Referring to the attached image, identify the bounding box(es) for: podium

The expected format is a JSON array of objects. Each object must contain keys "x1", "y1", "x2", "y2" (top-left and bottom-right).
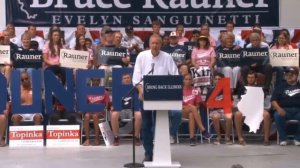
[{"x1": 143, "y1": 75, "x2": 182, "y2": 168}]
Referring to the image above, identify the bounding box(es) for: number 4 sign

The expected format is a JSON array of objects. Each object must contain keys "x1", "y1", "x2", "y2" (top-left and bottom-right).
[{"x1": 207, "y1": 78, "x2": 232, "y2": 114}]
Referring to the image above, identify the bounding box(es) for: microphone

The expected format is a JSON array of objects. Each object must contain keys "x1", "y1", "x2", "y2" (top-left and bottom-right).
[{"x1": 150, "y1": 63, "x2": 155, "y2": 74}]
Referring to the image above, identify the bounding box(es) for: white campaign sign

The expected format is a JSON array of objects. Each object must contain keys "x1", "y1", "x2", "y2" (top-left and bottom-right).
[
  {"x1": 99, "y1": 122, "x2": 114, "y2": 146},
  {"x1": 9, "y1": 126, "x2": 44, "y2": 147},
  {"x1": 60, "y1": 49, "x2": 89, "y2": 69},
  {"x1": 269, "y1": 49, "x2": 299, "y2": 67},
  {"x1": 46, "y1": 125, "x2": 80, "y2": 147},
  {"x1": 237, "y1": 87, "x2": 264, "y2": 133},
  {"x1": 0, "y1": 45, "x2": 11, "y2": 64}
]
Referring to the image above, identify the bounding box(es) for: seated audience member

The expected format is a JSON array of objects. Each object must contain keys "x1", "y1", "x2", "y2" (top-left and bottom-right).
[
  {"x1": 182, "y1": 73, "x2": 210, "y2": 146},
  {"x1": 69, "y1": 24, "x2": 87, "y2": 49},
  {"x1": 176, "y1": 24, "x2": 189, "y2": 45},
  {"x1": 73, "y1": 34, "x2": 93, "y2": 69},
  {"x1": 271, "y1": 32, "x2": 293, "y2": 88},
  {"x1": 143, "y1": 20, "x2": 163, "y2": 49},
  {"x1": 85, "y1": 38, "x2": 93, "y2": 50},
  {"x1": 111, "y1": 73, "x2": 142, "y2": 146},
  {"x1": 191, "y1": 35, "x2": 216, "y2": 70},
  {"x1": 95, "y1": 29, "x2": 127, "y2": 86},
  {"x1": 11, "y1": 71, "x2": 43, "y2": 125},
  {"x1": 199, "y1": 23, "x2": 217, "y2": 48},
  {"x1": 190, "y1": 30, "x2": 200, "y2": 42},
  {"x1": 272, "y1": 67, "x2": 300, "y2": 146},
  {"x1": 114, "y1": 32, "x2": 131, "y2": 67},
  {"x1": 121, "y1": 25, "x2": 144, "y2": 63},
  {"x1": 217, "y1": 32, "x2": 241, "y2": 90},
  {"x1": 6, "y1": 23, "x2": 21, "y2": 47},
  {"x1": 206, "y1": 72, "x2": 233, "y2": 145},
  {"x1": 1, "y1": 30, "x2": 18, "y2": 86},
  {"x1": 14, "y1": 32, "x2": 39, "y2": 76},
  {"x1": 179, "y1": 64, "x2": 190, "y2": 76},
  {"x1": 242, "y1": 32, "x2": 272, "y2": 93},
  {"x1": 49, "y1": 72, "x2": 77, "y2": 125},
  {"x1": 27, "y1": 24, "x2": 45, "y2": 50},
  {"x1": 0, "y1": 95, "x2": 11, "y2": 147},
  {"x1": 243, "y1": 23, "x2": 266, "y2": 48},
  {"x1": 162, "y1": 33, "x2": 170, "y2": 48},
  {"x1": 225, "y1": 21, "x2": 244, "y2": 48},
  {"x1": 82, "y1": 78, "x2": 110, "y2": 146},
  {"x1": 43, "y1": 29, "x2": 65, "y2": 69},
  {"x1": 161, "y1": 31, "x2": 190, "y2": 66},
  {"x1": 234, "y1": 71, "x2": 272, "y2": 146}
]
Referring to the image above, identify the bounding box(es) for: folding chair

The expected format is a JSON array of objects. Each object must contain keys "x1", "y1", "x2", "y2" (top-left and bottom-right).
[
  {"x1": 206, "y1": 107, "x2": 235, "y2": 144},
  {"x1": 176, "y1": 117, "x2": 203, "y2": 144},
  {"x1": 277, "y1": 120, "x2": 300, "y2": 144}
]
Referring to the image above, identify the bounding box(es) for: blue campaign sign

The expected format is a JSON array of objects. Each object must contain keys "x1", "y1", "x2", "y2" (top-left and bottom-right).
[
  {"x1": 76, "y1": 69, "x2": 105, "y2": 113},
  {"x1": 6, "y1": 0, "x2": 279, "y2": 27},
  {"x1": 143, "y1": 75, "x2": 183, "y2": 101},
  {"x1": 0, "y1": 74, "x2": 7, "y2": 114},
  {"x1": 44, "y1": 68, "x2": 75, "y2": 113},
  {"x1": 11, "y1": 69, "x2": 42, "y2": 114},
  {"x1": 112, "y1": 68, "x2": 140, "y2": 111}
]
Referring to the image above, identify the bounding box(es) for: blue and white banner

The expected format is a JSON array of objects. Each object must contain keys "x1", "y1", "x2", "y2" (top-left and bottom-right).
[{"x1": 6, "y1": 0, "x2": 279, "y2": 27}]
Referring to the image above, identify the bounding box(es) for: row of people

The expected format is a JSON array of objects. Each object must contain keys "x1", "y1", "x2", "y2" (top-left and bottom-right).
[
  {"x1": 0, "y1": 66, "x2": 299, "y2": 149},
  {"x1": 2, "y1": 22, "x2": 298, "y2": 92}
]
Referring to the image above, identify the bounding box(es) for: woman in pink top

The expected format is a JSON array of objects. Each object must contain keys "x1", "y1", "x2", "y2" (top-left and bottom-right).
[
  {"x1": 182, "y1": 74, "x2": 210, "y2": 146},
  {"x1": 43, "y1": 29, "x2": 64, "y2": 68},
  {"x1": 191, "y1": 36, "x2": 216, "y2": 69},
  {"x1": 74, "y1": 34, "x2": 94, "y2": 69},
  {"x1": 271, "y1": 32, "x2": 293, "y2": 49}
]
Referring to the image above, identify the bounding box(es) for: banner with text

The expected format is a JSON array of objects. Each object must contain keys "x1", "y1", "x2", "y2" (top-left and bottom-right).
[
  {"x1": 9, "y1": 126, "x2": 44, "y2": 147},
  {"x1": 240, "y1": 48, "x2": 269, "y2": 66},
  {"x1": 269, "y1": 49, "x2": 299, "y2": 67},
  {"x1": 13, "y1": 50, "x2": 43, "y2": 69},
  {"x1": 60, "y1": 49, "x2": 89, "y2": 69},
  {"x1": 46, "y1": 125, "x2": 80, "y2": 147},
  {"x1": 98, "y1": 47, "x2": 127, "y2": 65},
  {"x1": 0, "y1": 46, "x2": 11, "y2": 64},
  {"x1": 162, "y1": 47, "x2": 187, "y2": 65},
  {"x1": 217, "y1": 49, "x2": 241, "y2": 67},
  {"x1": 6, "y1": 0, "x2": 279, "y2": 27}
]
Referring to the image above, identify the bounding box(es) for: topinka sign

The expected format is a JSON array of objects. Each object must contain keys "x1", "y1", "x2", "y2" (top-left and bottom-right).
[{"x1": 6, "y1": 0, "x2": 279, "y2": 27}]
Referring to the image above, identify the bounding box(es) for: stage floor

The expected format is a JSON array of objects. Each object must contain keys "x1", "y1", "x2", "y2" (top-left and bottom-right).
[{"x1": 0, "y1": 140, "x2": 299, "y2": 168}]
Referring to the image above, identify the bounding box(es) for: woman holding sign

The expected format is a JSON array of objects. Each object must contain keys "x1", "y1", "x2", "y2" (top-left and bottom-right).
[
  {"x1": 73, "y1": 34, "x2": 94, "y2": 69},
  {"x1": 191, "y1": 35, "x2": 216, "y2": 93}
]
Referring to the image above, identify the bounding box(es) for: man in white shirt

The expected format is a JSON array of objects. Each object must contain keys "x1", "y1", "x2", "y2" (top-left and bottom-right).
[
  {"x1": 27, "y1": 24, "x2": 45, "y2": 50},
  {"x1": 133, "y1": 34, "x2": 178, "y2": 162},
  {"x1": 6, "y1": 23, "x2": 21, "y2": 47}
]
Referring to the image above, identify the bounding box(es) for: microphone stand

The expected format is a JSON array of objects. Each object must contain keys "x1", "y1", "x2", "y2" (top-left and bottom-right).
[{"x1": 123, "y1": 68, "x2": 153, "y2": 168}]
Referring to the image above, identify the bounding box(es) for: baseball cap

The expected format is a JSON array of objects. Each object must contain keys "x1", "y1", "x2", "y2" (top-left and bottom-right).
[
  {"x1": 169, "y1": 31, "x2": 177, "y2": 37},
  {"x1": 125, "y1": 25, "x2": 134, "y2": 33},
  {"x1": 285, "y1": 67, "x2": 299, "y2": 75}
]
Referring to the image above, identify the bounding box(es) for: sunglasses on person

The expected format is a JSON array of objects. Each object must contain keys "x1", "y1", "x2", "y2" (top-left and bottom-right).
[{"x1": 21, "y1": 77, "x2": 29, "y2": 82}]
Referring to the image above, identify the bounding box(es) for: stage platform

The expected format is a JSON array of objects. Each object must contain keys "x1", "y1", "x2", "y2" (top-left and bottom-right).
[{"x1": 0, "y1": 140, "x2": 299, "y2": 168}]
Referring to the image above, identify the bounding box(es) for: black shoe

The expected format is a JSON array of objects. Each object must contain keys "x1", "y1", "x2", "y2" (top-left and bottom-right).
[
  {"x1": 143, "y1": 155, "x2": 153, "y2": 162},
  {"x1": 113, "y1": 136, "x2": 120, "y2": 146},
  {"x1": 189, "y1": 137, "x2": 196, "y2": 146}
]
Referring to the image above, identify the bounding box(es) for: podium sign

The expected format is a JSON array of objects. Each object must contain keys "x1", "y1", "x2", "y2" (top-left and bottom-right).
[
  {"x1": 46, "y1": 125, "x2": 80, "y2": 147},
  {"x1": 143, "y1": 75, "x2": 182, "y2": 110},
  {"x1": 9, "y1": 126, "x2": 44, "y2": 147}
]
